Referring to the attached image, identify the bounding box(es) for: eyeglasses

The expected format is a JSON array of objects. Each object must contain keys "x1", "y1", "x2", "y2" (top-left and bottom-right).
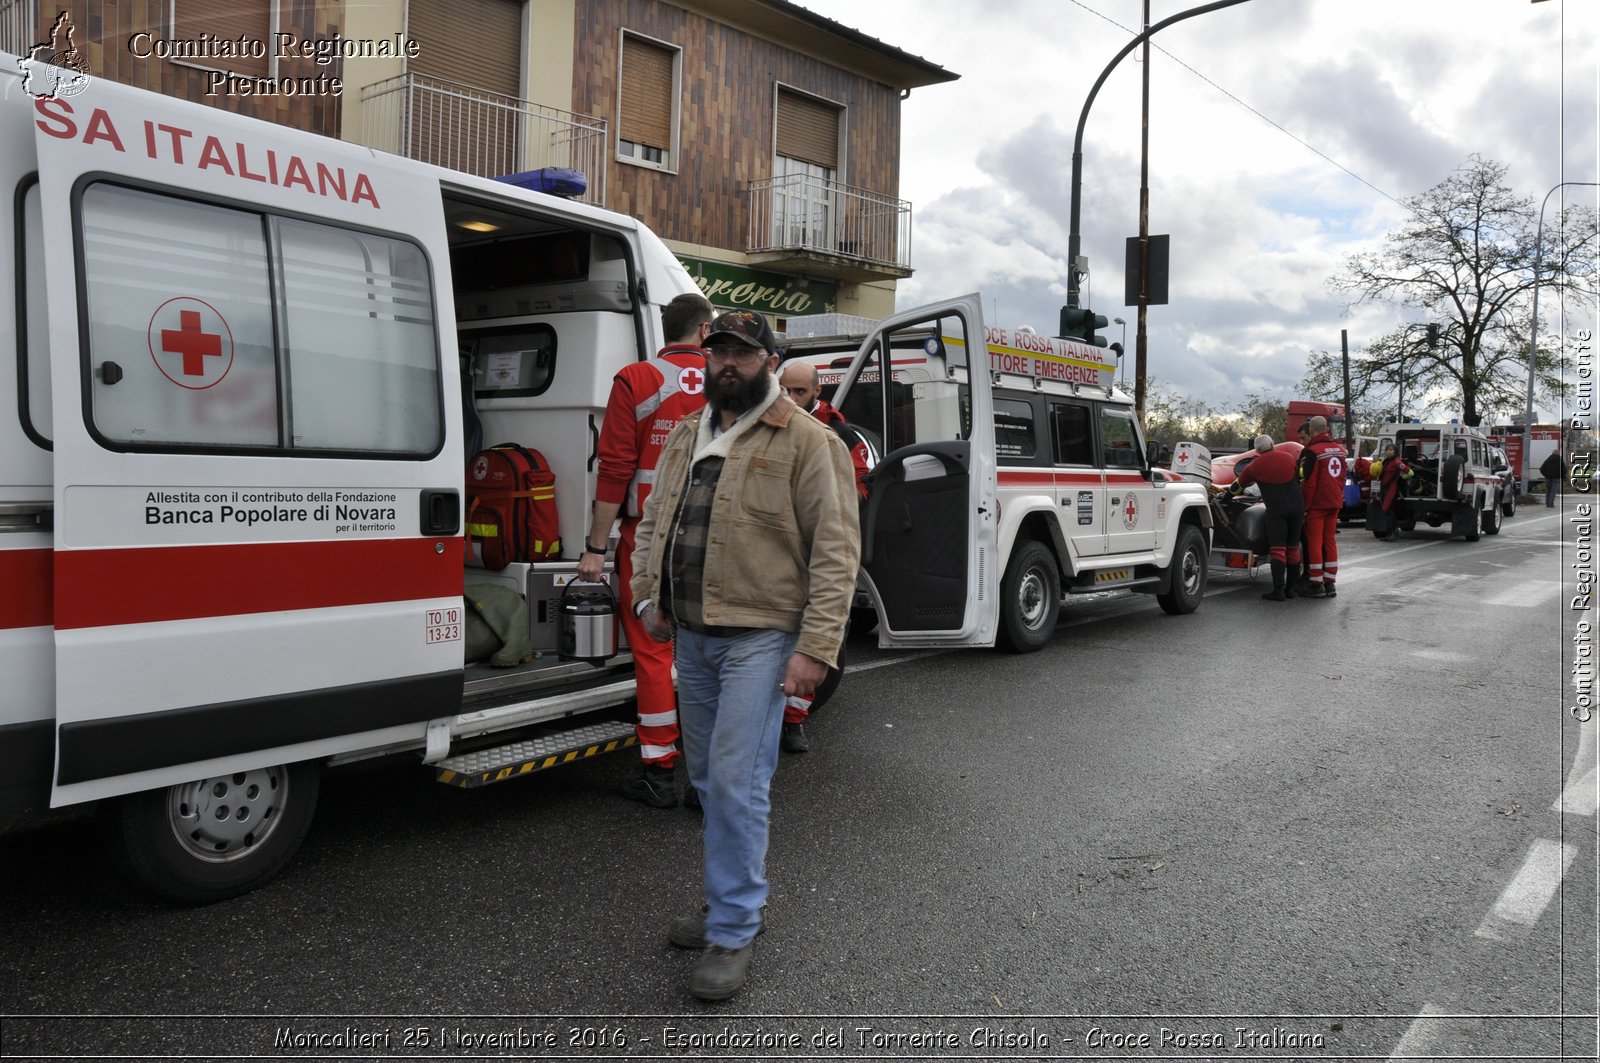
[{"x1": 707, "y1": 344, "x2": 767, "y2": 364}]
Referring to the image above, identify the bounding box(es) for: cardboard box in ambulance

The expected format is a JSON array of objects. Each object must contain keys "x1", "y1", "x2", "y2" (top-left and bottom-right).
[{"x1": 0, "y1": 57, "x2": 702, "y2": 901}]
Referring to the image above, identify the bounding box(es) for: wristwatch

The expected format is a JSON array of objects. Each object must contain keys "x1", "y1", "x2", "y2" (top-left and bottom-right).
[{"x1": 583, "y1": 542, "x2": 607, "y2": 556}]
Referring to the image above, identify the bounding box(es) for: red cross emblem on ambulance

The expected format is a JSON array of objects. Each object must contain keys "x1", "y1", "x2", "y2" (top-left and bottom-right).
[
  {"x1": 148, "y1": 297, "x2": 235, "y2": 390},
  {"x1": 1122, "y1": 494, "x2": 1139, "y2": 530},
  {"x1": 678, "y1": 365, "x2": 705, "y2": 395}
]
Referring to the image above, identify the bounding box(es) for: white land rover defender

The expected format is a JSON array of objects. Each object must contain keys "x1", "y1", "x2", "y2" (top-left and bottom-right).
[
  {"x1": 1364, "y1": 422, "x2": 1509, "y2": 541},
  {"x1": 789, "y1": 296, "x2": 1215, "y2": 653}
]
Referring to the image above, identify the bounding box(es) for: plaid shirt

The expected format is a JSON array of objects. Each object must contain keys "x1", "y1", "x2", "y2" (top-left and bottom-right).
[{"x1": 663, "y1": 456, "x2": 749, "y2": 637}]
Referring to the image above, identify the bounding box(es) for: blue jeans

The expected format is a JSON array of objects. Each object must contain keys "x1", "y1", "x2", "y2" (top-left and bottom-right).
[
  {"x1": 673, "y1": 626, "x2": 796, "y2": 949},
  {"x1": 1547, "y1": 477, "x2": 1559, "y2": 506}
]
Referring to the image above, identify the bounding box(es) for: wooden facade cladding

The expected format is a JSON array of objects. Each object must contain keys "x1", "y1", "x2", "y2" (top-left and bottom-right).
[
  {"x1": 27, "y1": 0, "x2": 345, "y2": 134},
  {"x1": 572, "y1": 0, "x2": 903, "y2": 251}
]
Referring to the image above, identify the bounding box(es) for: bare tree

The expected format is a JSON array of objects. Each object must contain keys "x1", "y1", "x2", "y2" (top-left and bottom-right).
[{"x1": 1332, "y1": 155, "x2": 1596, "y2": 426}]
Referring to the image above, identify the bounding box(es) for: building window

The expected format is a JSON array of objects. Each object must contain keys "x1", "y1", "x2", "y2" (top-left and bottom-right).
[
  {"x1": 773, "y1": 87, "x2": 842, "y2": 249},
  {"x1": 617, "y1": 33, "x2": 678, "y2": 171},
  {"x1": 170, "y1": 0, "x2": 276, "y2": 78}
]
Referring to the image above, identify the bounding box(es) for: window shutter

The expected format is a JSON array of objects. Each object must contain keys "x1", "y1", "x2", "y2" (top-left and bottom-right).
[
  {"x1": 172, "y1": 0, "x2": 271, "y2": 77},
  {"x1": 619, "y1": 37, "x2": 674, "y2": 151},
  {"x1": 409, "y1": 0, "x2": 522, "y2": 97},
  {"x1": 776, "y1": 89, "x2": 839, "y2": 170}
]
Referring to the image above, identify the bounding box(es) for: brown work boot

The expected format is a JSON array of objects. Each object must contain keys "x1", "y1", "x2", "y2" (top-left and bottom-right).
[{"x1": 689, "y1": 941, "x2": 755, "y2": 1001}]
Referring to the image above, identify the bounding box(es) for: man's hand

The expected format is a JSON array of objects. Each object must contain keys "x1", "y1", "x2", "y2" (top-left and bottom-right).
[
  {"x1": 641, "y1": 602, "x2": 674, "y2": 643},
  {"x1": 782, "y1": 652, "x2": 828, "y2": 698},
  {"x1": 576, "y1": 550, "x2": 605, "y2": 583}
]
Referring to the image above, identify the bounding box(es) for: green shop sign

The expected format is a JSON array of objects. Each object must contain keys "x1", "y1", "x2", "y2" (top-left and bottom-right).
[{"x1": 677, "y1": 257, "x2": 836, "y2": 316}]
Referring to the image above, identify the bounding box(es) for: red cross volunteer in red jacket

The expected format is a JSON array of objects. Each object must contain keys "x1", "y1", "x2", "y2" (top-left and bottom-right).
[
  {"x1": 1297, "y1": 415, "x2": 1347, "y2": 599},
  {"x1": 578, "y1": 292, "x2": 714, "y2": 806}
]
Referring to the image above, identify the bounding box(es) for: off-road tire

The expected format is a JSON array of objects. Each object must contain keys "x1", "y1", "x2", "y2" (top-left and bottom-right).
[
  {"x1": 997, "y1": 539, "x2": 1060, "y2": 653},
  {"x1": 1157, "y1": 525, "x2": 1209, "y2": 615},
  {"x1": 99, "y1": 761, "x2": 320, "y2": 904},
  {"x1": 1440, "y1": 455, "x2": 1466, "y2": 502},
  {"x1": 1482, "y1": 498, "x2": 1502, "y2": 536}
]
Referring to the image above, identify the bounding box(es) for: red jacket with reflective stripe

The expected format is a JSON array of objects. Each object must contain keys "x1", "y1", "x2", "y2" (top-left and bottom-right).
[
  {"x1": 1298, "y1": 433, "x2": 1349, "y2": 511},
  {"x1": 810, "y1": 398, "x2": 871, "y2": 499},
  {"x1": 594, "y1": 345, "x2": 708, "y2": 519}
]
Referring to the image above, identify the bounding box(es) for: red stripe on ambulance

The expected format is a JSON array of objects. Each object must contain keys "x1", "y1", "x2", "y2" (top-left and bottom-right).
[
  {"x1": 54, "y1": 537, "x2": 459, "y2": 629},
  {"x1": 0, "y1": 549, "x2": 52, "y2": 630}
]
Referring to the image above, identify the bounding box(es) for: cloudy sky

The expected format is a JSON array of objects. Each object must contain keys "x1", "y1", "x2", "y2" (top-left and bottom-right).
[{"x1": 792, "y1": 0, "x2": 1598, "y2": 420}]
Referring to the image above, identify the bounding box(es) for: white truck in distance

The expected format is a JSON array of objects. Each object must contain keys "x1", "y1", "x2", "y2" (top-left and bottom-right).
[{"x1": 787, "y1": 306, "x2": 1216, "y2": 653}]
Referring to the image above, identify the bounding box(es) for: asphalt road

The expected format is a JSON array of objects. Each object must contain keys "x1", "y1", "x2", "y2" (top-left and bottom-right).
[{"x1": 1, "y1": 506, "x2": 1593, "y2": 1061}]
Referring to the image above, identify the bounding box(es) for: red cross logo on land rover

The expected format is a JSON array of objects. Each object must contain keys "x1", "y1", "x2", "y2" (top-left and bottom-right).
[
  {"x1": 1123, "y1": 494, "x2": 1140, "y2": 530},
  {"x1": 148, "y1": 297, "x2": 235, "y2": 390},
  {"x1": 679, "y1": 365, "x2": 705, "y2": 395}
]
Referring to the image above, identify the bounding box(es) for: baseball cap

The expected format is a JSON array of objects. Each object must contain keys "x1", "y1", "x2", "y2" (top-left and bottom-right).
[{"x1": 705, "y1": 310, "x2": 777, "y2": 354}]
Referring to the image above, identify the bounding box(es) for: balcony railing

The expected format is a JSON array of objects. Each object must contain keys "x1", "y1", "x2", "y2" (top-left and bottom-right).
[
  {"x1": 358, "y1": 72, "x2": 607, "y2": 205},
  {"x1": 748, "y1": 174, "x2": 911, "y2": 274}
]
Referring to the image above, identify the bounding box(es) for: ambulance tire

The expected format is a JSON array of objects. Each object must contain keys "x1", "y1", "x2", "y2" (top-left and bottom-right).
[
  {"x1": 1482, "y1": 497, "x2": 1502, "y2": 535},
  {"x1": 997, "y1": 539, "x2": 1060, "y2": 654},
  {"x1": 1157, "y1": 525, "x2": 1209, "y2": 615},
  {"x1": 99, "y1": 760, "x2": 320, "y2": 905}
]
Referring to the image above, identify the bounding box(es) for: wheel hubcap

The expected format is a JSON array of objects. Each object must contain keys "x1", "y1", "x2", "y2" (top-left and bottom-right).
[
  {"x1": 1017, "y1": 568, "x2": 1049, "y2": 629},
  {"x1": 1181, "y1": 548, "x2": 1202, "y2": 594},
  {"x1": 166, "y1": 766, "x2": 288, "y2": 863}
]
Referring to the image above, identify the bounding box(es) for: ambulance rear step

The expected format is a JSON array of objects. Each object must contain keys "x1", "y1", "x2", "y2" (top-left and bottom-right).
[{"x1": 434, "y1": 718, "x2": 636, "y2": 789}]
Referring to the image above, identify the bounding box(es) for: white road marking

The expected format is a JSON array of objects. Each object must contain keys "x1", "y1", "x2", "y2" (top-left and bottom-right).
[
  {"x1": 1484, "y1": 580, "x2": 1564, "y2": 607},
  {"x1": 1473, "y1": 839, "x2": 1576, "y2": 942},
  {"x1": 1389, "y1": 1003, "x2": 1453, "y2": 1060},
  {"x1": 1554, "y1": 718, "x2": 1598, "y2": 818}
]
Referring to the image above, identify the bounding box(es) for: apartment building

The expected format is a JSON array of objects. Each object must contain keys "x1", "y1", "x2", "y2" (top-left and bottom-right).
[{"x1": 3, "y1": 0, "x2": 955, "y2": 327}]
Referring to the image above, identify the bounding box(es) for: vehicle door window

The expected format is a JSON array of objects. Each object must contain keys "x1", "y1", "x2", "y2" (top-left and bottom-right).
[
  {"x1": 1051, "y1": 401, "x2": 1093, "y2": 465},
  {"x1": 1099, "y1": 406, "x2": 1142, "y2": 469},
  {"x1": 993, "y1": 396, "x2": 1038, "y2": 462},
  {"x1": 77, "y1": 183, "x2": 441, "y2": 456}
]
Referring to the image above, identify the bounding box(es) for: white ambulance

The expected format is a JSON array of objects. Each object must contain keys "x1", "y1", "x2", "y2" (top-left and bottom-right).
[
  {"x1": 0, "y1": 56, "x2": 1210, "y2": 903},
  {"x1": 794, "y1": 307, "x2": 1215, "y2": 653},
  {"x1": 0, "y1": 58, "x2": 724, "y2": 901}
]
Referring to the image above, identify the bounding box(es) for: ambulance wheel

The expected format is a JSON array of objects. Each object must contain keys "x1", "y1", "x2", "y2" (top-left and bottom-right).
[
  {"x1": 1158, "y1": 525, "x2": 1209, "y2": 615},
  {"x1": 1482, "y1": 499, "x2": 1502, "y2": 536},
  {"x1": 99, "y1": 761, "x2": 320, "y2": 904},
  {"x1": 997, "y1": 539, "x2": 1060, "y2": 653}
]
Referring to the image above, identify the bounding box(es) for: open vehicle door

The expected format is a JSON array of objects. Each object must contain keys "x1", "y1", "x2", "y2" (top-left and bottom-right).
[
  {"x1": 831, "y1": 295, "x2": 998, "y2": 648},
  {"x1": 32, "y1": 86, "x2": 463, "y2": 855}
]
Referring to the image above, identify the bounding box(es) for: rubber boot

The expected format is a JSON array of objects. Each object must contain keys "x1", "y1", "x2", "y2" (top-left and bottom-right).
[
  {"x1": 1283, "y1": 563, "x2": 1299, "y2": 599},
  {"x1": 1261, "y1": 559, "x2": 1287, "y2": 601}
]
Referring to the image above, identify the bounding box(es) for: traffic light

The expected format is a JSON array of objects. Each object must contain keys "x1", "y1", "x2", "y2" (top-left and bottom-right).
[
  {"x1": 1425, "y1": 323, "x2": 1440, "y2": 349},
  {"x1": 1058, "y1": 306, "x2": 1110, "y2": 346}
]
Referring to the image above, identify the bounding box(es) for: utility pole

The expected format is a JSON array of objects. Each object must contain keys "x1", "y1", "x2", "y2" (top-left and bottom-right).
[{"x1": 1135, "y1": 0, "x2": 1151, "y2": 418}]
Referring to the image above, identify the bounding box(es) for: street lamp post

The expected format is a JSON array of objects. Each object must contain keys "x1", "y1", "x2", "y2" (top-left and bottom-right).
[
  {"x1": 1522, "y1": 181, "x2": 1598, "y2": 494},
  {"x1": 1063, "y1": 0, "x2": 1256, "y2": 419}
]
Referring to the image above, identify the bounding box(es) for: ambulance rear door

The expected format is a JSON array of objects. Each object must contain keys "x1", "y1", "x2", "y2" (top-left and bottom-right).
[
  {"x1": 31, "y1": 86, "x2": 465, "y2": 807},
  {"x1": 833, "y1": 295, "x2": 998, "y2": 648}
]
